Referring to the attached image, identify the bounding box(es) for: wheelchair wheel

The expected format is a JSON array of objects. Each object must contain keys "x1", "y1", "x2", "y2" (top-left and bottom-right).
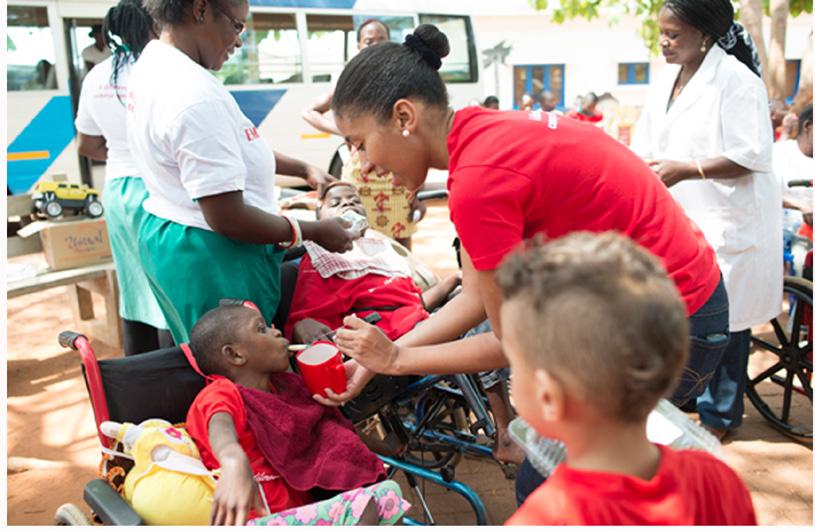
[
  {"x1": 748, "y1": 276, "x2": 813, "y2": 443},
  {"x1": 54, "y1": 503, "x2": 91, "y2": 525},
  {"x1": 401, "y1": 391, "x2": 468, "y2": 470}
]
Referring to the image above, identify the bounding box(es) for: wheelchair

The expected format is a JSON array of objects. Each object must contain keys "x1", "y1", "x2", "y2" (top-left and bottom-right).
[
  {"x1": 747, "y1": 179, "x2": 812, "y2": 444},
  {"x1": 54, "y1": 300, "x2": 494, "y2": 525}
]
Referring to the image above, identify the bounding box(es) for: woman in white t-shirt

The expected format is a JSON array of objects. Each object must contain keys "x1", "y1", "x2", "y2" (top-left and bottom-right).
[
  {"x1": 75, "y1": 0, "x2": 170, "y2": 355},
  {"x1": 129, "y1": 0, "x2": 358, "y2": 343}
]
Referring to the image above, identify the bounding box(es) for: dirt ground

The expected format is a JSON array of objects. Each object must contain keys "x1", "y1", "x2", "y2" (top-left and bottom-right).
[{"x1": 6, "y1": 203, "x2": 814, "y2": 525}]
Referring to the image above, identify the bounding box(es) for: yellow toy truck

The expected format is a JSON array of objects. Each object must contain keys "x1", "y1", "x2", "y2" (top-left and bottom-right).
[{"x1": 32, "y1": 181, "x2": 104, "y2": 219}]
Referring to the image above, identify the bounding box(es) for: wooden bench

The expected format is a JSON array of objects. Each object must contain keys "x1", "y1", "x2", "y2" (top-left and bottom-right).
[{"x1": 7, "y1": 193, "x2": 122, "y2": 349}]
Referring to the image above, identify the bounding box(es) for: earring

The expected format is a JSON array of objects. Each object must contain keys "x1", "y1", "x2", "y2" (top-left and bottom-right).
[
  {"x1": 402, "y1": 129, "x2": 410, "y2": 138},
  {"x1": 701, "y1": 41, "x2": 707, "y2": 53}
]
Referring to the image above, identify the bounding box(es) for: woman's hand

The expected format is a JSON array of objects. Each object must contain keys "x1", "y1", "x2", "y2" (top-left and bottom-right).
[
  {"x1": 648, "y1": 160, "x2": 696, "y2": 188},
  {"x1": 335, "y1": 315, "x2": 401, "y2": 374},
  {"x1": 211, "y1": 445, "x2": 265, "y2": 525},
  {"x1": 304, "y1": 164, "x2": 337, "y2": 194},
  {"x1": 408, "y1": 193, "x2": 427, "y2": 224},
  {"x1": 311, "y1": 359, "x2": 377, "y2": 407},
  {"x1": 310, "y1": 217, "x2": 359, "y2": 253}
]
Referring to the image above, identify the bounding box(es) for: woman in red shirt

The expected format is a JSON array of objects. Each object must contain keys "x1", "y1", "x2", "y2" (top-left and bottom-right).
[{"x1": 325, "y1": 24, "x2": 729, "y2": 427}]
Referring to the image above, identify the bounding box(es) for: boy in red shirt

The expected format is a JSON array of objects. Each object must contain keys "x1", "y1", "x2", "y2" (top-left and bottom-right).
[
  {"x1": 497, "y1": 232, "x2": 756, "y2": 526},
  {"x1": 185, "y1": 305, "x2": 395, "y2": 525}
]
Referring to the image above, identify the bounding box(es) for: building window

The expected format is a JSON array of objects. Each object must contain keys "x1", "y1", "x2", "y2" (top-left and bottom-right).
[
  {"x1": 513, "y1": 65, "x2": 565, "y2": 110},
  {"x1": 785, "y1": 59, "x2": 801, "y2": 104},
  {"x1": 7, "y1": 6, "x2": 57, "y2": 91},
  {"x1": 618, "y1": 62, "x2": 649, "y2": 85}
]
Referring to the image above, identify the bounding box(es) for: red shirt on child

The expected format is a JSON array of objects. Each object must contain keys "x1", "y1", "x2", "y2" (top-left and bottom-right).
[
  {"x1": 447, "y1": 107, "x2": 720, "y2": 315},
  {"x1": 185, "y1": 376, "x2": 312, "y2": 513},
  {"x1": 285, "y1": 252, "x2": 429, "y2": 340},
  {"x1": 505, "y1": 445, "x2": 756, "y2": 525},
  {"x1": 566, "y1": 109, "x2": 604, "y2": 123}
]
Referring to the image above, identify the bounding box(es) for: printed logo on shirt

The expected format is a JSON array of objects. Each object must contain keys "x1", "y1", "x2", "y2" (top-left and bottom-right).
[
  {"x1": 245, "y1": 127, "x2": 260, "y2": 141},
  {"x1": 126, "y1": 91, "x2": 135, "y2": 113}
]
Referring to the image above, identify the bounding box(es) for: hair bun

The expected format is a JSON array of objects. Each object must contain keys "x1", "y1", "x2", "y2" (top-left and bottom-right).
[{"x1": 403, "y1": 24, "x2": 449, "y2": 71}]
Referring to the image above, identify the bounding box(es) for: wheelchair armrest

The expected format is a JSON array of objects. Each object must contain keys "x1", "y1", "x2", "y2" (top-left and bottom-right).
[{"x1": 83, "y1": 479, "x2": 143, "y2": 526}]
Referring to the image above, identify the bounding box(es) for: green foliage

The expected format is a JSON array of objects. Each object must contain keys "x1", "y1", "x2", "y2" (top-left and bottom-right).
[{"x1": 528, "y1": 0, "x2": 811, "y2": 54}]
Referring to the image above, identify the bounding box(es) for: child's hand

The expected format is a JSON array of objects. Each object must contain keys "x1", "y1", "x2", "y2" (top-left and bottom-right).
[
  {"x1": 211, "y1": 446, "x2": 266, "y2": 525},
  {"x1": 312, "y1": 359, "x2": 376, "y2": 407}
]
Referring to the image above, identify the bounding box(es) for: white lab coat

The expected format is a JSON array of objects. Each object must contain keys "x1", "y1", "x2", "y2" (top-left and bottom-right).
[{"x1": 632, "y1": 45, "x2": 782, "y2": 331}]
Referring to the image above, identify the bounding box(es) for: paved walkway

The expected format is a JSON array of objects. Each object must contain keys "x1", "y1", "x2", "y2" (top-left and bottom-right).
[{"x1": 5, "y1": 203, "x2": 813, "y2": 525}]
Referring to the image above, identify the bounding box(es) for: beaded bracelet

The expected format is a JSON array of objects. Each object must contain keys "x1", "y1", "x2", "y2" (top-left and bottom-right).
[{"x1": 279, "y1": 213, "x2": 303, "y2": 249}]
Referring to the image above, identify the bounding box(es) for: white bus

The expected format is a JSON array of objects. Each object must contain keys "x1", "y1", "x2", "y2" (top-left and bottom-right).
[{"x1": 6, "y1": 0, "x2": 483, "y2": 194}]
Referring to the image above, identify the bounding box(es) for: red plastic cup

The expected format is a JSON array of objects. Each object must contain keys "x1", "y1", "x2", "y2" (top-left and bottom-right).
[{"x1": 296, "y1": 341, "x2": 347, "y2": 398}]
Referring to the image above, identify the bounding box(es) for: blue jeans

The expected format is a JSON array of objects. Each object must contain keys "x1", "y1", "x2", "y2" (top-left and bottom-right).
[
  {"x1": 669, "y1": 276, "x2": 730, "y2": 406},
  {"x1": 697, "y1": 330, "x2": 751, "y2": 430},
  {"x1": 515, "y1": 458, "x2": 546, "y2": 506}
]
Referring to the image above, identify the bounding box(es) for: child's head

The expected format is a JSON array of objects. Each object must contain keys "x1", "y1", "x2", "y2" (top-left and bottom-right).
[
  {"x1": 317, "y1": 182, "x2": 367, "y2": 221},
  {"x1": 496, "y1": 232, "x2": 688, "y2": 436},
  {"x1": 189, "y1": 305, "x2": 290, "y2": 379}
]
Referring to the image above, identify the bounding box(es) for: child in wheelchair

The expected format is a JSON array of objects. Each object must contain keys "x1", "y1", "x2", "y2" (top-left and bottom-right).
[
  {"x1": 185, "y1": 304, "x2": 408, "y2": 525},
  {"x1": 497, "y1": 232, "x2": 756, "y2": 525}
]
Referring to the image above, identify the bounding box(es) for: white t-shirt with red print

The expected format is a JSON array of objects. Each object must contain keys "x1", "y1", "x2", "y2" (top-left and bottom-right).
[{"x1": 126, "y1": 40, "x2": 277, "y2": 231}]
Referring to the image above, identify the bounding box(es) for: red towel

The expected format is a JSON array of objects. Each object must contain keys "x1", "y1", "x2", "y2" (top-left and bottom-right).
[{"x1": 237, "y1": 373, "x2": 385, "y2": 493}]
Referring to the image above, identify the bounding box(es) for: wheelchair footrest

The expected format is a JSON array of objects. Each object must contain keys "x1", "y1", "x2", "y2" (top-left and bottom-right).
[{"x1": 83, "y1": 479, "x2": 144, "y2": 526}]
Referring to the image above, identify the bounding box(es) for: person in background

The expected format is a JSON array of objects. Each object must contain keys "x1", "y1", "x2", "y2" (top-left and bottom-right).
[
  {"x1": 632, "y1": 0, "x2": 782, "y2": 441},
  {"x1": 539, "y1": 90, "x2": 558, "y2": 112},
  {"x1": 778, "y1": 111, "x2": 799, "y2": 142},
  {"x1": 773, "y1": 104, "x2": 813, "y2": 241},
  {"x1": 82, "y1": 24, "x2": 112, "y2": 73},
  {"x1": 302, "y1": 19, "x2": 425, "y2": 250},
  {"x1": 499, "y1": 233, "x2": 756, "y2": 526},
  {"x1": 29, "y1": 59, "x2": 57, "y2": 89},
  {"x1": 520, "y1": 93, "x2": 535, "y2": 111},
  {"x1": 75, "y1": 0, "x2": 171, "y2": 355},
  {"x1": 566, "y1": 91, "x2": 603, "y2": 123},
  {"x1": 770, "y1": 98, "x2": 789, "y2": 141},
  {"x1": 128, "y1": 0, "x2": 356, "y2": 344},
  {"x1": 482, "y1": 95, "x2": 500, "y2": 110}
]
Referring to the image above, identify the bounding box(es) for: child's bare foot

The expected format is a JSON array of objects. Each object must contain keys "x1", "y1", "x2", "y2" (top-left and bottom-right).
[
  {"x1": 493, "y1": 431, "x2": 526, "y2": 465},
  {"x1": 357, "y1": 497, "x2": 379, "y2": 525}
]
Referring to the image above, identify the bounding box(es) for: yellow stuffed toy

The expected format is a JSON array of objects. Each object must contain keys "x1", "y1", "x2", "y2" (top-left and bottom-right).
[{"x1": 100, "y1": 419, "x2": 215, "y2": 525}]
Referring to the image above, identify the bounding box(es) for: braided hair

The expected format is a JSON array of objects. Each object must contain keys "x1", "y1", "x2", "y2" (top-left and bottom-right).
[
  {"x1": 103, "y1": 0, "x2": 154, "y2": 102},
  {"x1": 663, "y1": 0, "x2": 761, "y2": 77}
]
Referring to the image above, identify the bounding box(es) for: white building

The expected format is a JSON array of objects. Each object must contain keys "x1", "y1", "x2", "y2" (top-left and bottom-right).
[{"x1": 468, "y1": 1, "x2": 812, "y2": 112}]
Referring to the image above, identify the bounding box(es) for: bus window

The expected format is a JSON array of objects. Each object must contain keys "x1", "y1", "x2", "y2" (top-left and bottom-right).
[
  {"x1": 418, "y1": 14, "x2": 477, "y2": 84},
  {"x1": 215, "y1": 12, "x2": 302, "y2": 85},
  {"x1": 7, "y1": 6, "x2": 57, "y2": 91},
  {"x1": 306, "y1": 14, "x2": 354, "y2": 83},
  {"x1": 349, "y1": 15, "x2": 415, "y2": 51}
]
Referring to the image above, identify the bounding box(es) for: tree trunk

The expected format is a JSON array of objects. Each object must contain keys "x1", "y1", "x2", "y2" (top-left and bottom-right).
[
  {"x1": 766, "y1": 0, "x2": 789, "y2": 100},
  {"x1": 739, "y1": 0, "x2": 770, "y2": 85},
  {"x1": 792, "y1": 30, "x2": 813, "y2": 113}
]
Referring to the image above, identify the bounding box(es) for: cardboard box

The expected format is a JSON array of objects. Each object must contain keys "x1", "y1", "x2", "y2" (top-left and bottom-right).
[{"x1": 18, "y1": 218, "x2": 112, "y2": 271}]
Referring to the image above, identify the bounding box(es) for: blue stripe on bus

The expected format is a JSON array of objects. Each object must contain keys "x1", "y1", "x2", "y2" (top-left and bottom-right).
[
  {"x1": 7, "y1": 96, "x2": 75, "y2": 194},
  {"x1": 249, "y1": 0, "x2": 357, "y2": 7},
  {"x1": 230, "y1": 89, "x2": 287, "y2": 127}
]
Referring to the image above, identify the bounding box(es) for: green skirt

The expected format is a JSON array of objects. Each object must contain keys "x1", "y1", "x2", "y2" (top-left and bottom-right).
[
  {"x1": 137, "y1": 212, "x2": 284, "y2": 344},
  {"x1": 103, "y1": 177, "x2": 167, "y2": 329}
]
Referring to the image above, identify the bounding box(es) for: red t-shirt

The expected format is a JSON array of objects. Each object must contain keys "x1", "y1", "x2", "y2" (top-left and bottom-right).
[
  {"x1": 506, "y1": 445, "x2": 756, "y2": 526},
  {"x1": 566, "y1": 109, "x2": 604, "y2": 123},
  {"x1": 185, "y1": 376, "x2": 312, "y2": 514},
  {"x1": 447, "y1": 107, "x2": 720, "y2": 315},
  {"x1": 285, "y1": 252, "x2": 429, "y2": 340}
]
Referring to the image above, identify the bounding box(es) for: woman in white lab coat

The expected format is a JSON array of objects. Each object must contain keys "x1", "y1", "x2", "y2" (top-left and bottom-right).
[{"x1": 632, "y1": 0, "x2": 782, "y2": 439}]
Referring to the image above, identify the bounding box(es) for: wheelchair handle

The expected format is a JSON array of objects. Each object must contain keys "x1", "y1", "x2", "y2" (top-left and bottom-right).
[
  {"x1": 788, "y1": 179, "x2": 813, "y2": 188},
  {"x1": 416, "y1": 190, "x2": 448, "y2": 201},
  {"x1": 58, "y1": 331, "x2": 86, "y2": 350}
]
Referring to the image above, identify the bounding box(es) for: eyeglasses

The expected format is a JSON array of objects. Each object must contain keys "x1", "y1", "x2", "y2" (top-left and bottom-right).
[{"x1": 212, "y1": 2, "x2": 246, "y2": 36}]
